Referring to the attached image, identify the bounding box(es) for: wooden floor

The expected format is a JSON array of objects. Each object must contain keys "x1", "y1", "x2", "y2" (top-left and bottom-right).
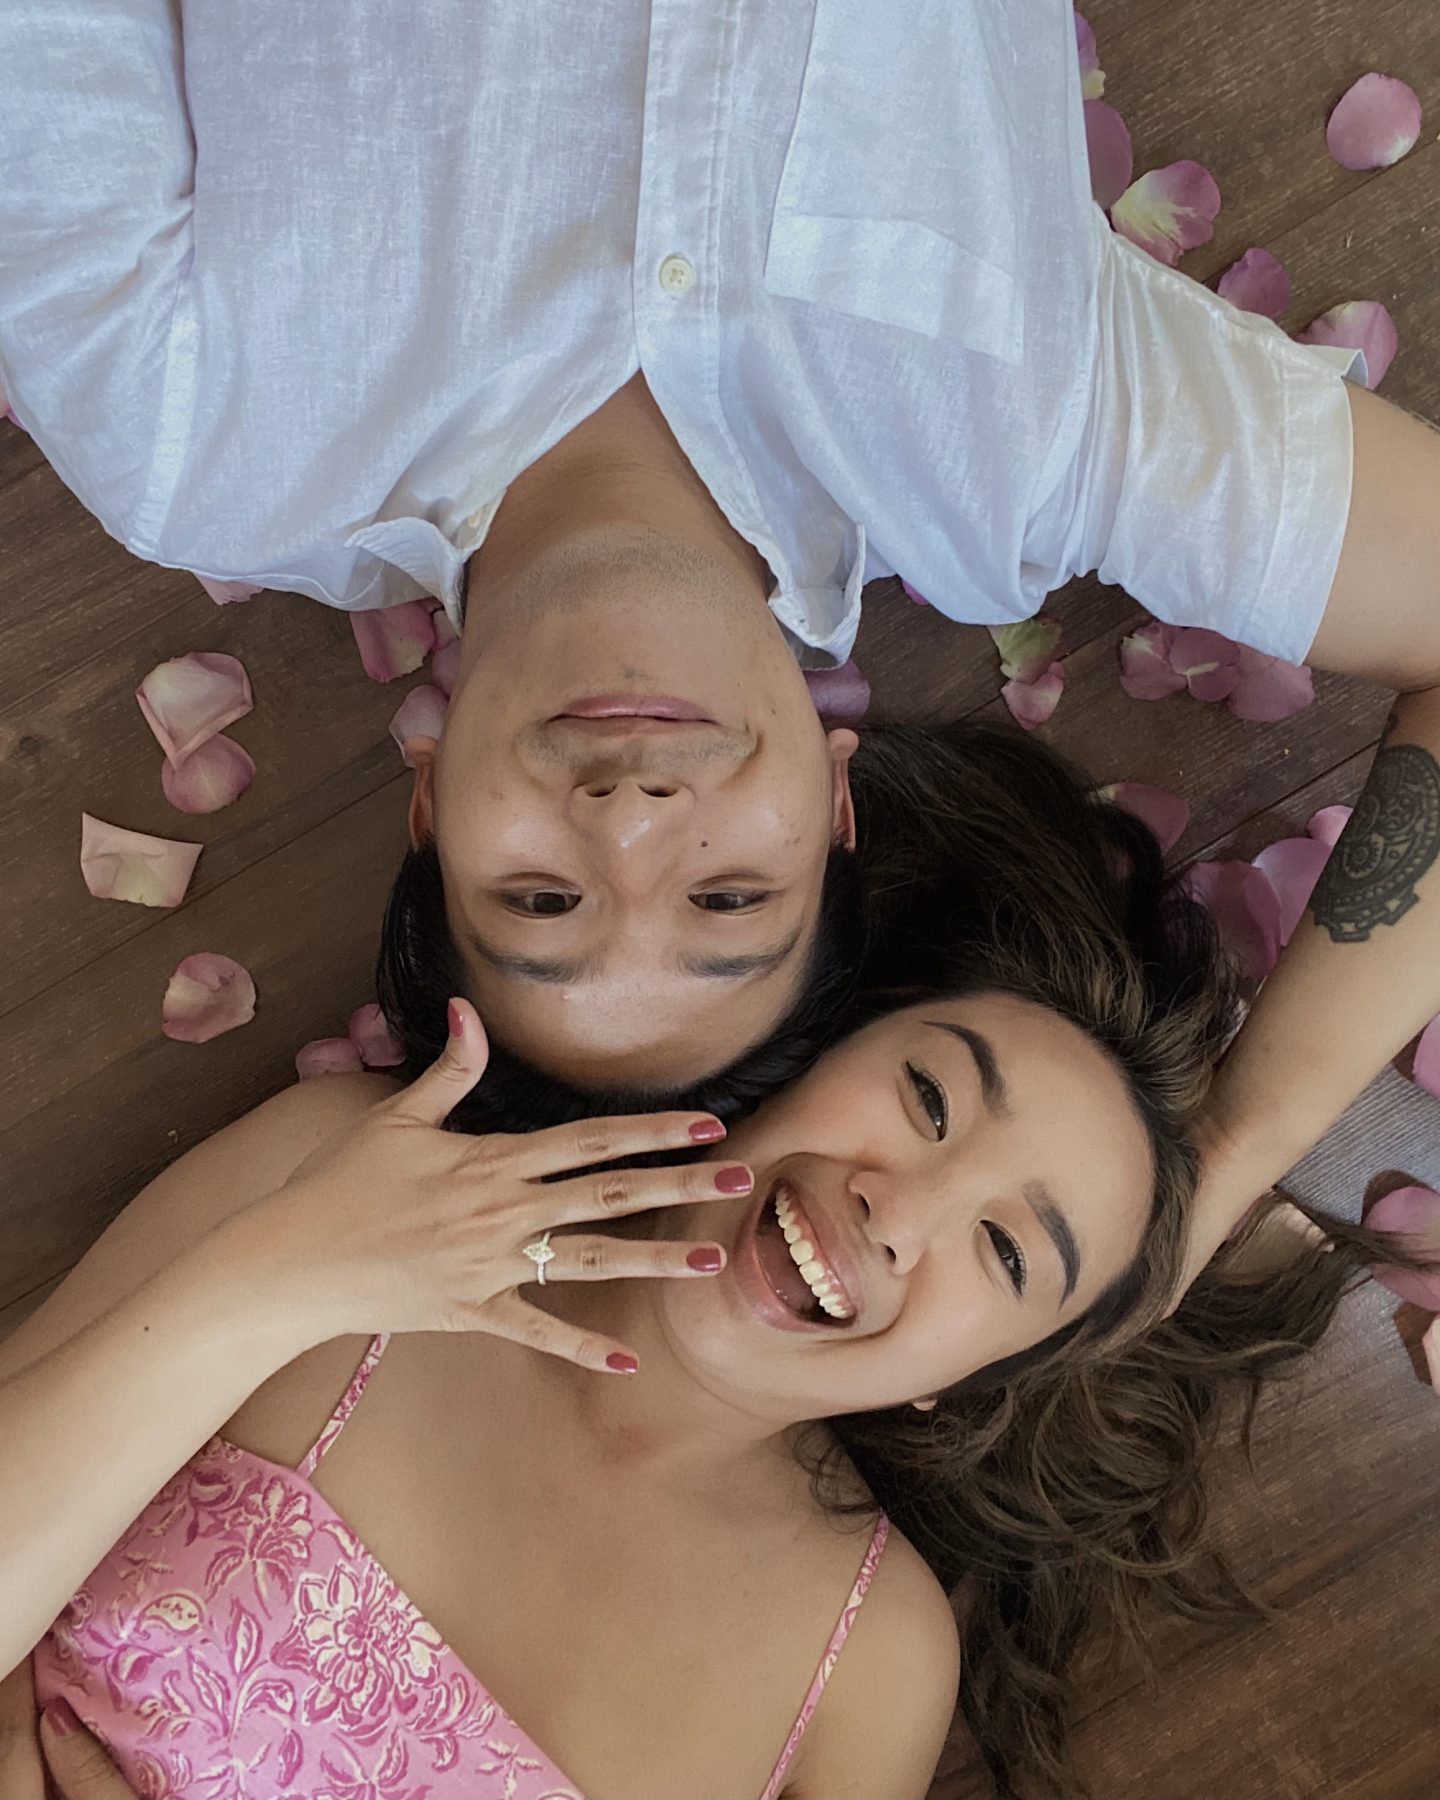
[{"x1": 2, "y1": 0, "x2": 1438, "y2": 1792}]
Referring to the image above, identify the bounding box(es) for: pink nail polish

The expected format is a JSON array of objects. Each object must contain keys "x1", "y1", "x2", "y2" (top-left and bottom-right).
[
  {"x1": 714, "y1": 1165, "x2": 752, "y2": 1195},
  {"x1": 687, "y1": 1245, "x2": 724, "y2": 1272},
  {"x1": 44, "y1": 1697, "x2": 80, "y2": 1739},
  {"x1": 606, "y1": 1351, "x2": 639, "y2": 1374},
  {"x1": 447, "y1": 1000, "x2": 463, "y2": 1038},
  {"x1": 689, "y1": 1118, "x2": 726, "y2": 1143}
]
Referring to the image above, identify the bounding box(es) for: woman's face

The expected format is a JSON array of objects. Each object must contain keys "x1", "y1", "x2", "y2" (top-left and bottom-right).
[{"x1": 655, "y1": 992, "x2": 1157, "y2": 1421}]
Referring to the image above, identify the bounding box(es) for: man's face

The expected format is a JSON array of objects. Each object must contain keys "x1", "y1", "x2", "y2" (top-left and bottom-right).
[{"x1": 408, "y1": 537, "x2": 856, "y2": 1088}]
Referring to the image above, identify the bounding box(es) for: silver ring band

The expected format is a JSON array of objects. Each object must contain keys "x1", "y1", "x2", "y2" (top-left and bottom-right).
[{"x1": 522, "y1": 1229, "x2": 556, "y2": 1285}]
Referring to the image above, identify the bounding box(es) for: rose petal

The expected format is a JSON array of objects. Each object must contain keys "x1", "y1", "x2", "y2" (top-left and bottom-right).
[
  {"x1": 1112, "y1": 161, "x2": 1222, "y2": 267},
  {"x1": 804, "y1": 660, "x2": 871, "y2": 723},
  {"x1": 429, "y1": 607, "x2": 458, "y2": 650},
  {"x1": 1298, "y1": 301, "x2": 1398, "y2": 390},
  {"x1": 1002, "y1": 660, "x2": 1065, "y2": 732},
  {"x1": 900, "y1": 580, "x2": 931, "y2": 607},
  {"x1": 430, "y1": 637, "x2": 462, "y2": 698},
  {"x1": 1306, "y1": 805, "x2": 1353, "y2": 847},
  {"x1": 1084, "y1": 102, "x2": 1133, "y2": 212},
  {"x1": 1326, "y1": 73, "x2": 1423, "y2": 172},
  {"x1": 296, "y1": 1037, "x2": 367, "y2": 1080},
  {"x1": 1074, "y1": 12, "x2": 1105, "y2": 101},
  {"x1": 162, "y1": 953, "x2": 257, "y2": 1044},
  {"x1": 988, "y1": 619, "x2": 1063, "y2": 685},
  {"x1": 136, "y1": 653, "x2": 254, "y2": 766},
  {"x1": 1119, "y1": 621, "x2": 1187, "y2": 700},
  {"x1": 1362, "y1": 1185, "x2": 1440, "y2": 1311},
  {"x1": 1097, "y1": 782, "x2": 1191, "y2": 854},
  {"x1": 350, "y1": 602, "x2": 439, "y2": 683},
  {"x1": 348, "y1": 1002, "x2": 405, "y2": 1068},
  {"x1": 389, "y1": 685, "x2": 450, "y2": 767},
  {"x1": 1216, "y1": 247, "x2": 1292, "y2": 320},
  {"x1": 194, "y1": 576, "x2": 264, "y2": 607},
  {"x1": 80, "y1": 814, "x2": 202, "y2": 909},
  {"x1": 1413, "y1": 1015, "x2": 1440, "y2": 1102},
  {"x1": 1251, "y1": 836, "x2": 1333, "y2": 945},
  {"x1": 1169, "y1": 628, "x2": 1241, "y2": 703},
  {"x1": 1183, "y1": 859, "x2": 1283, "y2": 981},
  {"x1": 161, "y1": 734, "x2": 256, "y2": 814},
  {"x1": 1424, "y1": 1319, "x2": 1440, "y2": 1394},
  {"x1": 1227, "y1": 646, "x2": 1315, "y2": 723}
]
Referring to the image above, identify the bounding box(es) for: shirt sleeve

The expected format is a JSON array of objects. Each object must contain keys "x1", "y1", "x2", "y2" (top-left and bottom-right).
[
  {"x1": 0, "y1": 0, "x2": 195, "y2": 551},
  {"x1": 1027, "y1": 207, "x2": 1364, "y2": 663}
]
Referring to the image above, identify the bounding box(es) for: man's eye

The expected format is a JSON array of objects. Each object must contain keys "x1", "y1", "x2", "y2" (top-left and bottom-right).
[
  {"x1": 905, "y1": 1062, "x2": 948, "y2": 1138},
  {"x1": 691, "y1": 891, "x2": 768, "y2": 912},
  {"x1": 984, "y1": 1222, "x2": 1028, "y2": 1297},
  {"x1": 506, "y1": 891, "x2": 580, "y2": 916}
]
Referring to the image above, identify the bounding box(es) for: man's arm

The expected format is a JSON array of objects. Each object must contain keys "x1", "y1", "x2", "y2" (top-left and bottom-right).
[{"x1": 1185, "y1": 385, "x2": 1440, "y2": 1276}]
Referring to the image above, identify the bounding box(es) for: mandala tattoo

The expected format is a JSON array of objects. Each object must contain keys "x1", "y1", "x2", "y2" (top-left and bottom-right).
[{"x1": 1310, "y1": 742, "x2": 1440, "y2": 943}]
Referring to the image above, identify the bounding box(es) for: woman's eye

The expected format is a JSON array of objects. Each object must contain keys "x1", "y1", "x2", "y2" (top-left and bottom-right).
[
  {"x1": 691, "y1": 891, "x2": 768, "y2": 912},
  {"x1": 905, "y1": 1062, "x2": 948, "y2": 1138},
  {"x1": 507, "y1": 891, "x2": 580, "y2": 916},
  {"x1": 984, "y1": 1222, "x2": 1027, "y2": 1297}
]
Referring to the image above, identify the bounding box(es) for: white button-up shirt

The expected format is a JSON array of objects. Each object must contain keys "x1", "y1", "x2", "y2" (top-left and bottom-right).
[{"x1": 0, "y1": 0, "x2": 1360, "y2": 665}]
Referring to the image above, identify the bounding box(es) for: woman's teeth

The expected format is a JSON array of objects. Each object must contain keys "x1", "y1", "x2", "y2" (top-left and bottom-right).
[{"x1": 775, "y1": 1191, "x2": 855, "y2": 1320}]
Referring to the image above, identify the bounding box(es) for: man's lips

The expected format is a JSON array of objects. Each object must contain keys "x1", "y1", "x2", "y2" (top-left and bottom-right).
[{"x1": 556, "y1": 694, "x2": 714, "y2": 722}]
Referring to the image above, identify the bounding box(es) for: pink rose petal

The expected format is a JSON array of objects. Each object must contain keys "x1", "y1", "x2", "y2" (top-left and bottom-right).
[
  {"x1": 1112, "y1": 161, "x2": 1222, "y2": 267},
  {"x1": 1326, "y1": 73, "x2": 1423, "y2": 172},
  {"x1": 1002, "y1": 660, "x2": 1065, "y2": 732},
  {"x1": 989, "y1": 619, "x2": 1063, "y2": 685},
  {"x1": 348, "y1": 1002, "x2": 405, "y2": 1069},
  {"x1": 296, "y1": 1037, "x2": 367, "y2": 1080},
  {"x1": 1413, "y1": 1015, "x2": 1440, "y2": 1102},
  {"x1": 80, "y1": 814, "x2": 202, "y2": 909},
  {"x1": 1298, "y1": 301, "x2": 1398, "y2": 391},
  {"x1": 1424, "y1": 1319, "x2": 1440, "y2": 1394},
  {"x1": 161, "y1": 734, "x2": 256, "y2": 814},
  {"x1": 1085, "y1": 102, "x2": 1134, "y2": 212},
  {"x1": 1097, "y1": 782, "x2": 1191, "y2": 854},
  {"x1": 389, "y1": 685, "x2": 450, "y2": 767},
  {"x1": 1169, "y1": 628, "x2": 1241, "y2": 703},
  {"x1": 429, "y1": 606, "x2": 458, "y2": 650},
  {"x1": 804, "y1": 660, "x2": 872, "y2": 723},
  {"x1": 1217, "y1": 247, "x2": 1292, "y2": 320},
  {"x1": 194, "y1": 576, "x2": 263, "y2": 607},
  {"x1": 1074, "y1": 12, "x2": 1105, "y2": 101},
  {"x1": 162, "y1": 953, "x2": 257, "y2": 1044},
  {"x1": 136, "y1": 652, "x2": 254, "y2": 766},
  {"x1": 900, "y1": 580, "x2": 931, "y2": 607},
  {"x1": 1119, "y1": 621, "x2": 1187, "y2": 700},
  {"x1": 1362, "y1": 1185, "x2": 1440, "y2": 1311},
  {"x1": 350, "y1": 602, "x2": 439, "y2": 683},
  {"x1": 1228, "y1": 646, "x2": 1315, "y2": 722},
  {"x1": 1251, "y1": 835, "x2": 1333, "y2": 946},
  {"x1": 1183, "y1": 859, "x2": 1283, "y2": 982},
  {"x1": 430, "y1": 637, "x2": 462, "y2": 697},
  {"x1": 1306, "y1": 805, "x2": 1353, "y2": 847}
]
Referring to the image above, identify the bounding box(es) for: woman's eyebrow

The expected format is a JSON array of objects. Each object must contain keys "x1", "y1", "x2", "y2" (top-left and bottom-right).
[
  {"x1": 922, "y1": 1020, "x2": 1010, "y2": 1116},
  {"x1": 1024, "y1": 1181, "x2": 1081, "y2": 1304}
]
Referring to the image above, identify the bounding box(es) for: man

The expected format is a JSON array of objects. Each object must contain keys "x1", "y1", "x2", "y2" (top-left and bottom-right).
[{"x1": 3, "y1": 0, "x2": 1439, "y2": 1268}]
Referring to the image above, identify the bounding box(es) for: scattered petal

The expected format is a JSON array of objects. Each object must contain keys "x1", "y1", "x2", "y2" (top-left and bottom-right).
[
  {"x1": 1424, "y1": 1318, "x2": 1440, "y2": 1394},
  {"x1": 1084, "y1": 101, "x2": 1133, "y2": 211},
  {"x1": 161, "y1": 734, "x2": 256, "y2": 814},
  {"x1": 1074, "y1": 11, "x2": 1105, "y2": 100},
  {"x1": 429, "y1": 637, "x2": 462, "y2": 697},
  {"x1": 429, "y1": 607, "x2": 458, "y2": 650},
  {"x1": 1326, "y1": 73, "x2": 1423, "y2": 172},
  {"x1": 1228, "y1": 646, "x2": 1315, "y2": 722},
  {"x1": 1112, "y1": 161, "x2": 1222, "y2": 267},
  {"x1": 1306, "y1": 805, "x2": 1353, "y2": 846},
  {"x1": 1183, "y1": 859, "x2": 1283, "y2": 981},
  {"x1": 348, "y1": 1002, "x2": 405, "y2": 1068},
  {"x1": 1217, "y1": 247, "x2": 1292, "y2": 319},
  {"x1": 1097, "y1": 782, "x2": 1191, "y2": 854},
  {"x1": 1119, "y1": 621, "x2": 1187, "y2": 700},
  {"x1": 1413, "y1": 1015, "x2": 1440, "y2": 1102},
  {"x1": 1002, "y1": 661, "x2": 1065, "y2": 731},
  {"x1": 1298, "y1": 301, "x2": 1398, "y2": 390},
  {"x1": 1251, "y1": 835, "x2": 1333, "y2": 945},
  {"x1": 350, "y1": 602, "x2": 439, "y2": 683},
  {"x1": 1169, "y1": 628, "x2": 1241, "y2": 703},
  {"x1": 162, "y1": 953, "x2": 257, "y2": 1044},
  {"x1": 989, "y1": 619, "x2": 1063, "y2": 684},
  {"x1": 900, "y1": 580, "x2": 931, "y2": 607},
  {"x1": 804, "y1": 660, "x2": 872, "y2": 723},
  {"x1": 194, "y1": 576, "x2": 263, "y2": 607},
  {"x1": 136, "y1": 653, "x2": 254, "y2": 766},
  {"x1": 80, "y1": 814, "x2": 202, "y2": 909},
  {"x1": 296, "y1": 1037, "x2": 366, "y2": 1080},
  {"x1": 1363, "y1": 1185, "x2": 1440, "y2": 1311},
  {"x1": 389, "y1": 685, "x2": 449, "y2": 767}
]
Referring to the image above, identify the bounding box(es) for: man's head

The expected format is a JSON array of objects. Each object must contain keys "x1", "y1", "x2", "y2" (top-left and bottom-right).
[{"x1": 403, "y1": 524, "x2": 857, "y2": 1091}]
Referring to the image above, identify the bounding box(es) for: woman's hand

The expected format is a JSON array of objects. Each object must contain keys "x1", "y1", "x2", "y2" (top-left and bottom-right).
[
  {"x1": 0, "y1": 1659, "x2": 139, "y2": 1798},
  {"x1": 235, "y1": 998, "x2": 748, "y2": 1372}
]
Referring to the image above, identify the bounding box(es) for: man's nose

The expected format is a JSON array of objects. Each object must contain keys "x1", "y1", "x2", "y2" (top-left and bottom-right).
[{"x1": 568, "y1": 774, "x2": 695, "y2": 858}]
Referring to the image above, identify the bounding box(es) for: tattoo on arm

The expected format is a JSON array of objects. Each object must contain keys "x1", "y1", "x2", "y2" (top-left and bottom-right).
[{"x1": 1310, "y1": 737, "x2": 1440, "y2": 943}]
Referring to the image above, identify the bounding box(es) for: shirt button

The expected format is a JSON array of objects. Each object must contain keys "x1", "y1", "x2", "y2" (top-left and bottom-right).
[{"x1": 658, "y1": 254, "x2": 696, "y2": 295}]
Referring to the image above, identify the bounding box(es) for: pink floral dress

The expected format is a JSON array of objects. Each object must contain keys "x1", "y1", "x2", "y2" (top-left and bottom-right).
[{"x1": 33, "y1": 1334, "x2": 889, "y2": 1799}]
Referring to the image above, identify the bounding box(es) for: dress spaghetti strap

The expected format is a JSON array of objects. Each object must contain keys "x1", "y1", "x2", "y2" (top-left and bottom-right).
[{"x1": 295, "y1": 1332, "x2": 391, "y2": 1480}]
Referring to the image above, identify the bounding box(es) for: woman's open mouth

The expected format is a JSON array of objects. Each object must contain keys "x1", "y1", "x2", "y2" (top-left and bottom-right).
[{"x1": 752, "y1": 1181, "x2": 858, "y2": 1328}]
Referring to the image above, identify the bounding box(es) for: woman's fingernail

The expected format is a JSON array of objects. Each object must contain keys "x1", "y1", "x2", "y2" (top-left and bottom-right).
[
  {"x1": 44, "y1": 1697, "x2": 80, "y2": 1738},
  {"x1": 689, "y1": 1118, "x2": 726, "y2": 1143},
  {"x1": 447, "y1": 1000, "x2": 463, "y2": 1038},
  {"x1": 687, "y1": 1245, "x2": 724, "y2": 1272},
  {"x1": 606, "y1": 1352, "x2": 639, "y2": 1374},
  {"x1": 713, "y1": 1165, "x2": 753, "y2": 1195}
]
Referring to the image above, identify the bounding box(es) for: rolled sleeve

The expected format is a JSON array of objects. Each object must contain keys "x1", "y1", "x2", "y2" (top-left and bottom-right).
[
  {"x1": 1030, "y1": 211, "x2": 1363, "y2": 663},
  {"x1": 0, "y1": 0, "x2": 195, "y2": 550}
]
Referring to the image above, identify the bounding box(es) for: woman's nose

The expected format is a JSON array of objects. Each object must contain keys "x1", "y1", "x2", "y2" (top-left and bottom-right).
[{"x1": 849, "y1": 1173, "x2": 927, "y2": 1275}]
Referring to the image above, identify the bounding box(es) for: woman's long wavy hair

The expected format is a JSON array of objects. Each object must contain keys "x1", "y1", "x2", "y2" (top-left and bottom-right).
[{"x1": 813, "y1": 722, "x2": 1429, "y2": 1800}]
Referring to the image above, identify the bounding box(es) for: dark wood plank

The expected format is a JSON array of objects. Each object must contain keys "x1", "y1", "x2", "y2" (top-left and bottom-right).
[{"x1": 0, "y1": 416, "x2": 46, "y2": 492}]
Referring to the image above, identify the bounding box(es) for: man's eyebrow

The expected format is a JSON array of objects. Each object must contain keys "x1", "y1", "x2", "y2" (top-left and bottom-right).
[
  {"x1": 466, "y1": 932, "x2": 602, "y2": 986},
  {"x1": 680, "y1": 927, "x2": 804, "y2": 981},
  {"x1": 1024, "y1": 1181, "x2": 1081, "y2": 1305},
  {"x1": 923, "y1": 1021, "x2": 1010, "y2": 1117}
]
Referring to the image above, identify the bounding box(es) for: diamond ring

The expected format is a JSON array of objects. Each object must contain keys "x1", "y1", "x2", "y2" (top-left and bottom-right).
[{"x1": 522, "y1": 1230, "x2": 556, "y2": 1285}]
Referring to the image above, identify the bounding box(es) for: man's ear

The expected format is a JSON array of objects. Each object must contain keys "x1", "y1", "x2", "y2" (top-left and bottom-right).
[
  {"x1": 406, "y1": 738, "x2": 440, "y2": 849},
  {"x1": 827, "y1": 727, "x2": 859, "y2": 851}
]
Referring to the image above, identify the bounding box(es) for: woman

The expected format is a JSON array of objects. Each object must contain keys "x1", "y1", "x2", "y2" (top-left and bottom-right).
[{"x1": 0, "y1": 730, "x2": 1415, "y2": 1799}]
